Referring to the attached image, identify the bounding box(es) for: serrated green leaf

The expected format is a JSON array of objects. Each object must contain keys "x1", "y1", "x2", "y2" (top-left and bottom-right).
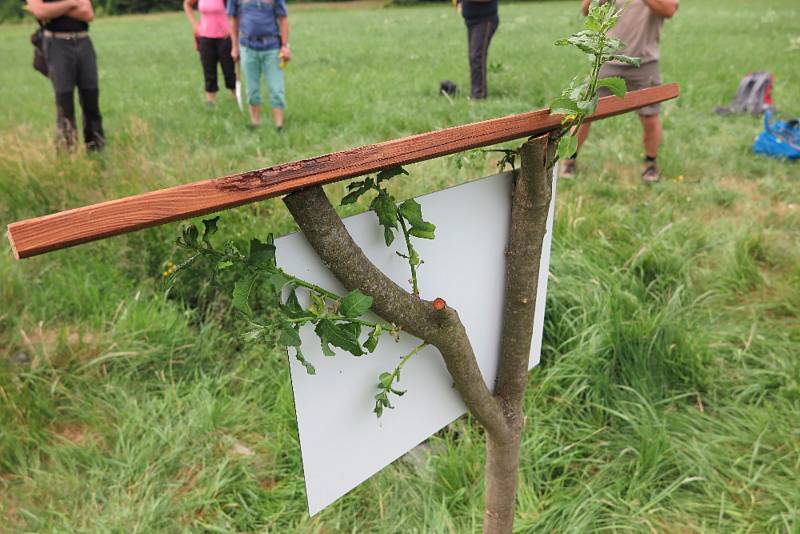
[
  {"x1": 549, "y1": 96, "x2": 580, "y2": 115},
  {"x1": 217, "y1": 260, "x2": 234, "y2": 270},
  {"x1": 201, "y1": 217, "x2": 220, "y2": 245},
  {"x1": 292, "y1": 348, "x2": 316, "y2": 375},
  {"x1": 597, "y1": 76, "x2": 627, "y2": 98},
  {"x1": 248, "y1": 236, "x2": 276, "y2": 268},
  {"x1": 278, "y1": 319, "x2": 302, "y2": 347},
  {"x1": 315, "y1": 319, "x2": 364, "y2": 356},
  {"x1": 611, "y1": 54, "x2": 641, "y2": 67},
  {"x1": 267, "y1": 271, "x2": 291, "y2": 292},
  {"x1": 376, "y1": 166, "x2": 408, "y2": 183},
  {"x1": 283, "y1": 289, "x2": 306, "y2": 319},
  {"x1": 232, "y1": 274, "x2": 257, "y2": 316},
  {"x1": 339, "y1": 290, "x2": 373, "y2": 318},
  {"x1": 341, "y1": 178, "x2": 374, "y2": 205},
  {"x1": 398, "y1": 199, "x2": 436, "y2": 235},
  {"x1": 364, "y1": 324, "x2": 382, "y2": 353},
  {"x1": 182, "y1": 225, "x2": 199, "y2": 247},
  {"x1": 379, "y1": 372, "x2": 394, "y2": 388},
  {"x1": 558, "y1": 135, "x2": 579, "y2": 160},
  {"x1": 370, "y1": 189, "x2": 398, "y2": 246}
]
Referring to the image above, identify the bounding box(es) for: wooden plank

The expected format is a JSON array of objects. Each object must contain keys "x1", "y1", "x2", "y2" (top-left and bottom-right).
[{"x1": 7, "y1": 84, "x2": 678, "y2": 259}]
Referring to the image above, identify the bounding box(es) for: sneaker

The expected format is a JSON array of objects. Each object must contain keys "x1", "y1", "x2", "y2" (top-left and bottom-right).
[
  {"x1": 560, "y1": 158, "x2": 577, "y2": 179},
  {"x1": 641, "y1": 164, "x2": 660, "y2": 183}
]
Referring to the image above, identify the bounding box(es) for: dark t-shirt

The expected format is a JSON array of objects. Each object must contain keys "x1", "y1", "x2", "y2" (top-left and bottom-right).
[
  {"x1": 461, "y1": 0, "x2": 498, "y2": 26},
  {"x1": 37, "y1": 0, "x2": 89, "y2": 32}
]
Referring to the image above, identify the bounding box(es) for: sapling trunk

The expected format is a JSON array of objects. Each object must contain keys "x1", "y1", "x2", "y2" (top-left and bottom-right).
[{"x1": 484, "y1": 134, "x2": 556, "y2": 533}]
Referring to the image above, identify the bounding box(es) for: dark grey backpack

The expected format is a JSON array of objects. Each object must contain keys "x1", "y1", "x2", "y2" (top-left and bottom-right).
[{"x1": 715, "y1": 71, "x2": 774, "y2": 116}]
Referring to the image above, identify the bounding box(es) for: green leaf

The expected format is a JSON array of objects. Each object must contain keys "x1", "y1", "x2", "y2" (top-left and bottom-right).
[
  {"x1": 248, "y1": 236, "x2": 276, "y2": 268},
  {"x1": 315, "y1": 319, "x2": 364, "y2": 356},
  {"x1": 182, "y1": 224, "x2": 199, "y2": 247},
  {"x1": 201, "y1": 217, "x2": 220, "y2": 245},
  {"x1": 376, "y1": 166, "x2": 408, "y2": 183},
  {"x1": 364, "y1": 324, "x2": 382, "y2": 353},
  {"x1": 292, "y1": 348, "x2": 316, "y2": 375},
  {"x1": 283, "y1": 289, "x2": 306, "y2": 319},
  {"x1": 232, "y1": 273, "x2": 257, "y2": 316},
  {"x1": 379, "y1": 372, "x2": 394, "y2": 388},
  {"x1": 267, "y1": 271, "x2": 291, "y2": 292},
  {"x1": 217, "y1": 260, "x2": 234, "y2": 270},
  {"x1": 278, "y1": 319, "x2": 302, "y2": 347},
  {"x1": 597, "y1": 76, "x2": 627, "y2": 98},
  {"x1": 369, "y1": 189, "x2": 398, "y2": 246},
  {"x1": 611, "y1": 54, "x2": 641, "y2": 67},
  {"x1": 557, "y1": 135, "x2": 579, "y2": 161},
  {"x1": 398, "y1": 199, "x2": 436, "y2": 237},
  {"x1": 339, "y1": 290, "x2": 373, "y2": 318},
  {"x1": 549, "y1": 96, "x2": 580, "y2": 115},
  {"x1": 341, "y1": 178, "x2": 375, "y2": 205}
]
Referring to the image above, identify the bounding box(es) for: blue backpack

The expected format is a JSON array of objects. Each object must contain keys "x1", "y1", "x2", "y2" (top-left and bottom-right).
[{"x1": 753, "y1": 110, "x2": 800, "y2": 161}]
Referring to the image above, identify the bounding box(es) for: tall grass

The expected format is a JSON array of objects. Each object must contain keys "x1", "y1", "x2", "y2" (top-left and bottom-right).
[{"x1": 1, "y1": 0, "x2": 799, "y2": 531}]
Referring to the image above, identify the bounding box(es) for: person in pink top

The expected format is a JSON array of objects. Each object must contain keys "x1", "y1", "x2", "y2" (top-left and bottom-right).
[{"x1": 184, "y1": 0, "x2": 236, "y2": 105}]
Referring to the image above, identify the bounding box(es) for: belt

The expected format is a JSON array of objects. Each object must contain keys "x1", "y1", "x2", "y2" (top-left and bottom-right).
[{"x1": 43, "y1": 30, "x2": 89, "y2": 40}]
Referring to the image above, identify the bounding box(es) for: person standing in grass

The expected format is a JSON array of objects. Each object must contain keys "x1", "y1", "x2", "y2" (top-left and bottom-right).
[
  {"x1": 455, "y1": 0, "x2": 499, "y2": 100},
  {"x1": 25, "y1": 0, "x2": 105, "y2": 151},
  {"x1": 562, "y1": 0, "x2": 679, "y2": 182},
  {"x1": 184, "y1": 0, "x2": 237, "y2": 106},
  {"x1": 227, "y1": 0, "x2": 290, "y2": 130}
]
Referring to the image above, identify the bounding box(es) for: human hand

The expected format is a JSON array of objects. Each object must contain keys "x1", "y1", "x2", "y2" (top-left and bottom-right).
[
  {"x1": 280, "y1": 45, "x2": 291, "y2": 62},
  {"x1": 231, "y1": 44, "x2": 240, "y2": 61}
]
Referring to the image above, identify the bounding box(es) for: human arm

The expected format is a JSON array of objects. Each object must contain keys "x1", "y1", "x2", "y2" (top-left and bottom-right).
[
  {"x1": 25, "y1": 0, "x2": 79, "y2": 20},
  {"x1": 582, "y1": 0, "x2": 591, "y2": 16},
  {"x1": 229, "y1": 16, "x2": 239, "y2": 60},
  {"x1": 183, "y1": 0, "x2": 200, "y2": 33},
  {"x1": 67, "y1": 0, "x2": 93, "y2": 22},
  {"x1": 642, "y1": 0, "x2": 679, "y2": 18},
  {"x1": 278, "y1": 16, "x2": 290, "y2": 62}
]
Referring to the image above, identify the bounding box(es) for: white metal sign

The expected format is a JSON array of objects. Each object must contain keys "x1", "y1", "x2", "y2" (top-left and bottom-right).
[{"x1": 275, "y1": 169, "x2": 557, "y2": 515}]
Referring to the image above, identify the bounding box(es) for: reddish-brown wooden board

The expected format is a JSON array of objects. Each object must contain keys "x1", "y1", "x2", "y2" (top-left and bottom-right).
[{"x1": 7, "y1": 84, "x2": 678, "y2": 259}]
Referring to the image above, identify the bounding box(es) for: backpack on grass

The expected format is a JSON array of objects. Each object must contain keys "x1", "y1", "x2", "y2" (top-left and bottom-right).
[
  {"x1": 753, "y1": 110, "x2": 800, "y2": 161},
  {"x1": 716, "y1": 71, "x2": 774, "y2": 116}
]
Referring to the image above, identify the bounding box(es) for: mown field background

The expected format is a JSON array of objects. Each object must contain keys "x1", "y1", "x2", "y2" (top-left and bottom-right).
[{"x1": 1, "y1": 0, "x2": 799, "y2": 532}]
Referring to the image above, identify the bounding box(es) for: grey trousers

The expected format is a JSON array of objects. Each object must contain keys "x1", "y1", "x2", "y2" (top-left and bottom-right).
[
  {"x1": 44, "y1": 36, "x2": 105, "y2": 150},
  {"x1": 467, "y1": 17, "x2": 498, "y2": 99}
]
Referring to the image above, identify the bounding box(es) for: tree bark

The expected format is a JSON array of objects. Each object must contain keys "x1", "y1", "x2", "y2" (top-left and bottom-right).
[{"x1": 484, "y1": 133, "x2": 556, "y2": 534}]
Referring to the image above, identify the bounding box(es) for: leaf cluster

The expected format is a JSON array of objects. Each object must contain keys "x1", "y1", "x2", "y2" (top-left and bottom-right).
[
  {"x1": 550, "y1": 0, "x2": 641, "y2": 160},
  {"x1": 342, "y1": 166, "x2": 436, "y2": 295},
  {"x1": 173, "y1": 217, "x2": 399, "y2": 379}
]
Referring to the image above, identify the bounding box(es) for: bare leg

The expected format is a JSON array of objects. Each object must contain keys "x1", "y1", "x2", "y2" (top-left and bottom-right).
[
  {"x1": 249, "y1": 104, "x2": 261, "y2": 126},
  {"x1": 272, "y1": 108, "x2": 284, "y2": 129},
  {"x1": 640, "y1": 113, "x2": 662, "y2": 158}
]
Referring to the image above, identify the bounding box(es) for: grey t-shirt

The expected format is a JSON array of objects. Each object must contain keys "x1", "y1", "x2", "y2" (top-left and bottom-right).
[{"x1": 607, "y1": 0, "x2": 671, "y2": 65}]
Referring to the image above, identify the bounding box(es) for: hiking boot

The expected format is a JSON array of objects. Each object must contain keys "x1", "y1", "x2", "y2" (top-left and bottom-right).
[
  {"x1": 560, "y1": 158, "x2": 577, "y2": 179},
  {"x1": 641, "y1": 163, "x2": 660, "y2": 183}
]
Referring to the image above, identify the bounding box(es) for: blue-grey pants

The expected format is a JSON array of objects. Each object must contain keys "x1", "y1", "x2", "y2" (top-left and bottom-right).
[{"x1": 240, "y1": 46, "x2": 286, "y2": 109}]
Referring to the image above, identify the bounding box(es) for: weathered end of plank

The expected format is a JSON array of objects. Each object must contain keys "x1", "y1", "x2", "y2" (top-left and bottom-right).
[{"x1": 7, "y1": 84, "x2": 678, "y2": 259}]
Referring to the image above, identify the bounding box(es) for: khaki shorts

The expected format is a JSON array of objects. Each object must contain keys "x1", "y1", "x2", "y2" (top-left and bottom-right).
[{"x1": 598, "y1": 61, "x2": 662, "y2": 116}]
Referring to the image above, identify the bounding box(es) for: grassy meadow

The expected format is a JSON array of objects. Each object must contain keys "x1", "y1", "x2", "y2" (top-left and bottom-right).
[{"x1": 1, "y1": 0, "x2": 799, "y2": 531}]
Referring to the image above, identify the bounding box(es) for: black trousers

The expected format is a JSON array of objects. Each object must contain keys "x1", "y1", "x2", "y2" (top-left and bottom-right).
[
  {"x1": 467, "y1": 17, "x2": 499, "y2": 100},
  {"x1": 44, "y1": 36, "x2": 105, "y2": 150},
  {"x1": 198, "y1": 36, "x2": 236, "y2": 93}
]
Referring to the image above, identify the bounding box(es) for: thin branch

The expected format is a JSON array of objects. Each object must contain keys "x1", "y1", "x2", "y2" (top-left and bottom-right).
[{"x1": 284, "y1": 186, "x2": 509, "y2": 438}]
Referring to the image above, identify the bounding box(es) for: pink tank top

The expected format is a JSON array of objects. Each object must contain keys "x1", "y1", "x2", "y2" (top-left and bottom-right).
[{"x1": 198, "y1": 0, "x2": 229, "y2": 39}]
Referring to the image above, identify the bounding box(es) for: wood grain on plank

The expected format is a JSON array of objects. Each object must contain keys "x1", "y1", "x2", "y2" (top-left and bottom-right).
[{"x1": 7, "y1": 84, "x2": 678, "y2": 259}]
